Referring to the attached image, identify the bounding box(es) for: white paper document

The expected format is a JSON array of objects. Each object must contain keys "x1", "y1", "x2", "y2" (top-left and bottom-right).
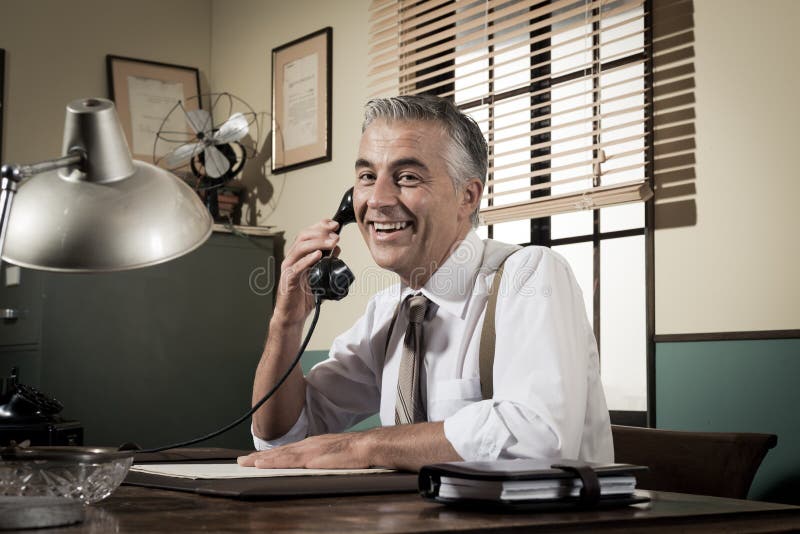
[
  {"x1": 282, "y1": 52, "x2": 318, "y2": 150},
  {"x1": 130, "y1": 463, "x2": 394, "y2": 480},
  {"x1": 127, "y1": 75, "x2": 187, "y2": 157}
]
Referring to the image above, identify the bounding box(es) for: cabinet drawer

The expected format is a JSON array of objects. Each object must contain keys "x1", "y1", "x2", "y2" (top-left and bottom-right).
[{"x1": 0, "y1": 266, "x2": 43, "y2": 346}]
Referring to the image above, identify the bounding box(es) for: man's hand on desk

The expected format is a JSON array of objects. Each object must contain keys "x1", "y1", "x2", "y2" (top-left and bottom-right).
[
  {"x1": 238, "y1": 421, "x2": 462, "y2": 472},
  {"x1": 238, "y1": 432, "x2": 371, "y2": 470}
]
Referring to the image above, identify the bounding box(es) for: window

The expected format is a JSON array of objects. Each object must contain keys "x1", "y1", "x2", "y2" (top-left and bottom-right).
[{"x1": 368, "y1": 0, "x2": 653, "y2": 423}]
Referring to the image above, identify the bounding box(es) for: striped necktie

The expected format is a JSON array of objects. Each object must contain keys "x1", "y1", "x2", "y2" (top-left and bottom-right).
[{"x1": 395, "y1": 294, "x2": 430, "y2": 425}]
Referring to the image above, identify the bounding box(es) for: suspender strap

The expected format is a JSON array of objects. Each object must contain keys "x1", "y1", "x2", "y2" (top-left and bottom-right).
[
  {"x1": 384, "y1": 244, "x2": 518, "y2": 401},
  {"x1": 479, "y1": 249, "x2": 516, "y2": 400}
]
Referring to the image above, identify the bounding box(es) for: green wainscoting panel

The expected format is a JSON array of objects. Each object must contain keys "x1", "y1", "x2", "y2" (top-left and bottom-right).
[
  {"x1": 300, "y1": 350, "x2": 330, "y2": 374},
  {"x1": 656, "y1": 339, "x2": 800, "y2": 503},
  {"x1": 302, "y1": 350, "x2": 380, "y2": 432}
]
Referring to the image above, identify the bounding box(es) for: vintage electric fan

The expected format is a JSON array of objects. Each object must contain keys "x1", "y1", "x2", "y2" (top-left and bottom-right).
[{"x1": 154, "y1": 92, "x2": 259, "y2": 220}]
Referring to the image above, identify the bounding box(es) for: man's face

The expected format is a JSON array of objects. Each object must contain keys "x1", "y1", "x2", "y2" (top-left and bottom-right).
[{"x1": 353, "y1": 119, "x2": 479, "y2": 288}]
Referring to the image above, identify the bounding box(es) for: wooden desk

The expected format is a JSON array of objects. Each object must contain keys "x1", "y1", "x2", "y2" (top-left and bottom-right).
[{"x1": 48, "y1": 486, "x2": 800, "y2": 533}]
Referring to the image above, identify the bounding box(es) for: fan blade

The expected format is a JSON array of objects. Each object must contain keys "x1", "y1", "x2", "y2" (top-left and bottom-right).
[
  {"x1": 186, "y1": 109, "x2": 212, "y2": 136},
  {"x1": 164, "y1": 142, "x2": 204, "y2": 168},
  {"x1": 212, "y1": 113, "x2": 249, "y2": 144},
  {"x1": 204, "y1": 145, "x2": 230, "y2": 178}
]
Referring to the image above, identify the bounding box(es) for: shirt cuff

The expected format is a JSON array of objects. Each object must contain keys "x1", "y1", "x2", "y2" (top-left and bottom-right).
[
  {"x1": 443, "y1": 401, "x2": 513, "y2": 461},
  {"x1": 251, "y1": 407, "x2": 309, "y2": 451}
]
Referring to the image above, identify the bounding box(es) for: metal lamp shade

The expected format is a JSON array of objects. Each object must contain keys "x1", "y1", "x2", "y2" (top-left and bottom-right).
[{"x1": 1, "y1": 98, "x2": 212, "y2": 272}]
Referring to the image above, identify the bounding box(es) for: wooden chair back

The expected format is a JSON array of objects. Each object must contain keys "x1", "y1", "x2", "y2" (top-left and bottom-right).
[{"x1": 611, "y1": 425, "x2": 777, "y2": 499}]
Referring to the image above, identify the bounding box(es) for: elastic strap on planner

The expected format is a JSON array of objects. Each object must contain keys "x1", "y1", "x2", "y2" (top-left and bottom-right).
[{"x1": 551, "y1": 460, "x2": 601, "y2": 507}]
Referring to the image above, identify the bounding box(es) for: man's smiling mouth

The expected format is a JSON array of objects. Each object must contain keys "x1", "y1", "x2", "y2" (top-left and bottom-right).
[{"x1": 372, "y1": 221, "x2": 410, "y2": 233}]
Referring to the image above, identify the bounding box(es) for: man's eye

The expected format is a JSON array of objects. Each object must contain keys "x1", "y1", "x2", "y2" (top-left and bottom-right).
[
  {"x1": 358, "y1": 173, "x2": 376, "y2": 182},
  {"x1": 397, "y1": 174, "x2": 420, "y2": 184}
]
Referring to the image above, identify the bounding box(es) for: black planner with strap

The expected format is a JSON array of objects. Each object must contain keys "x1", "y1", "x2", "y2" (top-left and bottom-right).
[{"x1": 419, "y1": 459, "x2": 649, "y2": 511}]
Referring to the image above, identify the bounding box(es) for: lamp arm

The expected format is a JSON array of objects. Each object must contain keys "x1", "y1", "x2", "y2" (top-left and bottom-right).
[
  {"x1": 0, "y1": 150, "x2": 86, "y2": 258},
  {"x1": 2, "y1": 151, "x2": 86, "y2": 181}
]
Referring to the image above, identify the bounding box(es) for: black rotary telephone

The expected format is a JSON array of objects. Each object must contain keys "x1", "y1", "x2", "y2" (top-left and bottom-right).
[
  {"x1": 308, "y1": 187, "x2": 357, "y2": 300},
  {"x1": 0, "y1": 367, "x2": 64, "y2": 424}
]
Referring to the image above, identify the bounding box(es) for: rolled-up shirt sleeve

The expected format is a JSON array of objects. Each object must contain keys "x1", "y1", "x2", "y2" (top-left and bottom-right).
[
  {"x1": 443, "y1": 247, "x2": 598, "y2": 462},
  {"x1": 252, "y1": 408, "x2": 309, "y2": 450}
]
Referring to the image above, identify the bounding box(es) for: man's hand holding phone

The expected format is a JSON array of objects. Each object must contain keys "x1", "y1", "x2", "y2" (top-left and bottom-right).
[
  {"x1": 273, "y1": 219, "x2": 341, "y2": 327},
  {"x1": 253, "y1": 188, "x2": 356, "y2": 441}
]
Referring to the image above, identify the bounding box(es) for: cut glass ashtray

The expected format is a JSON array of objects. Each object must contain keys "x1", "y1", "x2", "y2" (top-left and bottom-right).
[{"x1": 0, "y1": 446, "x2": 134, "y2": 504}]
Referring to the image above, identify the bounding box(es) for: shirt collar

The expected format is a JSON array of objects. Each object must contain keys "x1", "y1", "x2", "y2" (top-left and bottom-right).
[{"x1": 399, "y1": 231, "x2": 484, "y2": 320}]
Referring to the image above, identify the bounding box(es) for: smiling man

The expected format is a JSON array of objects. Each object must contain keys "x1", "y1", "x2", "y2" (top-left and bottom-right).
[{"x1": 238, "y1": 95, "x2": 613, "y2": 472}]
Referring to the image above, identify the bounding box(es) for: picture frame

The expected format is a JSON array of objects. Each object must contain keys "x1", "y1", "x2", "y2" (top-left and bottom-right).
[
  {"x1": 106, "y1": 55, "x2": 201, "y2": 163},
  {"x1": 271, "y1": 27, "x2": 332, "y2": 174},
  {"x1": 0, "y1": 48, "x2": 5, "y2": 163}
]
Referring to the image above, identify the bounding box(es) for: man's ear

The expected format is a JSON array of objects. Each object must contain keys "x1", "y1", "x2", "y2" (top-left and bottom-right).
[{"x1": 460, "y1": 178, "x2": 484, "y2": 216}]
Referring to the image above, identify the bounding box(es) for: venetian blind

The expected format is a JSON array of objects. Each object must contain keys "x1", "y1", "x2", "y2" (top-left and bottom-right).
[{"x1": 368, "y1": 0, "x2": 653, "y2": 224}]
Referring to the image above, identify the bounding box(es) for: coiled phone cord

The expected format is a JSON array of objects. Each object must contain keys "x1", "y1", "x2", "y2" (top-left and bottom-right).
[{"x1": 133, "y1": 296, "x2": 323, "y2": 454}]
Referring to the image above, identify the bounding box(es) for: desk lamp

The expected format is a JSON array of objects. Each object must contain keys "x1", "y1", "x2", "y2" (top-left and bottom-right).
[
  {"x1": 0, "y1": 98, "x2": 212, "y2": 530},
  {"x1": 0, "y1": 97, "x2": 212, "y2": 271}
]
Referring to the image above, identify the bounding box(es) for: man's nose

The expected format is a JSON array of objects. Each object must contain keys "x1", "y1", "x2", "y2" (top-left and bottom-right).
[{"x1": 366, "y1": 175, "x2": 398, "y2": 209}]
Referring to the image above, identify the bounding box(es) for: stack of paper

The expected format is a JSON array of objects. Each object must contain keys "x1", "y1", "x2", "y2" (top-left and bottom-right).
[
  {"x1": 438, "y1": 475, "x2": 637, "y2": 501},
  {"x1": 129, "y1": 463, "x2": 393, "y2": 480}
]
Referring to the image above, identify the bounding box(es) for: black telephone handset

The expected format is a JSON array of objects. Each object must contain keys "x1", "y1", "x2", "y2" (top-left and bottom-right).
[
  {"x1": 308, "y1": 187, "x2": 356, "y2": 300},
  {"x1": 0, "y1": 367, "x2": 64, "y2": 424}
]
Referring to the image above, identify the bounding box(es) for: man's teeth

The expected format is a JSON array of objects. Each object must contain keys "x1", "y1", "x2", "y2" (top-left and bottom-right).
[{"x1": 373, "y1": 222, "x2": 408, "y2": 231}]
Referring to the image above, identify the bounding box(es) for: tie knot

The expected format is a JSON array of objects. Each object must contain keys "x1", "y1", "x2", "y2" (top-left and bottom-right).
[{"x1": 407, "y1": 294, "x2": 429, "y2": 325}]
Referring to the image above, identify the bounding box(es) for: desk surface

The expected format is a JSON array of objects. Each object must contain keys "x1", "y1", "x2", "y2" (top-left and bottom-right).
[{"x1": 45, "y1": 486, "x2": 800, "y2": 533}]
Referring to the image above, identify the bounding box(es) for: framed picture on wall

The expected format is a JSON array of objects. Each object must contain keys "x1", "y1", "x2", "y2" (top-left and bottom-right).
[
  {"x1": 106, "y1": 55, "x2": 201, "y2": 163},
  {"x1": 0, "y1": 48, "x2": 5, "y2": 163},
  {"x1": 271, "y1": 27, "x2": 332, "y2": 174}
]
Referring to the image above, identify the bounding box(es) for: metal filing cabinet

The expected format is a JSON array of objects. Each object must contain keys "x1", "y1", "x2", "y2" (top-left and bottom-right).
[{"x1": 0, "y1": 229, "x2": 277, "y2": 449}]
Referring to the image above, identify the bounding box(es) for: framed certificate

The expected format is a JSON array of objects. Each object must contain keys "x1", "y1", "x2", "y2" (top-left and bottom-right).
[
  {"x1": 106, "y1": 55, "x2": 201, "y2": 163},
  {"x1": 0, "y1": 48, "x2": 5, "y2": 163},
  {"x1": 271, "y1": 27, "x2": 332, "y2": 174}
]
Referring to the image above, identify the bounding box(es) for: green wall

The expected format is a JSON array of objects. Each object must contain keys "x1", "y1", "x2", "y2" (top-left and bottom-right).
[
  {"x1": 300, "y1": 350, "x2": 330, "y2": 375},
  {"x1": 301, "y1": 350, "x2": 380, "y2": 432},
  {"x1": 656, "y1": 339, "x2": 800, "y2": 503}
]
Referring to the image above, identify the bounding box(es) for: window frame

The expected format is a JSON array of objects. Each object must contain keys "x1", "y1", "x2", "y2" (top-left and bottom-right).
[{"x1": 448, "y1": 0, "x2": 655, "y2": 426}]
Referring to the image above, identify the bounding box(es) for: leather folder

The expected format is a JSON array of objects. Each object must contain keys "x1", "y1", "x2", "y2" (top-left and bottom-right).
[
  {"x1": 419, "y1": 459, "x2": 649, "y2": 511},
  {"x1": 124, "y1": 448, "x2": 418, "y2": 500}
]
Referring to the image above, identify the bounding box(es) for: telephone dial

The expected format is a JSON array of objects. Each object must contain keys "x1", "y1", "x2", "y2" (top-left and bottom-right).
[
  {"x1": 308, "y1": 187, "x2": 357, "y2": 300},
  {"x1": 0, "y1": 367, "x2": 83, "y2": 447}
]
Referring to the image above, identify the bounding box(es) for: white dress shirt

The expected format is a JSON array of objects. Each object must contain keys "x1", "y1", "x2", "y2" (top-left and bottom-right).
[{"x1": 254, "y1": 231, "x2": 614, "y2": 463}]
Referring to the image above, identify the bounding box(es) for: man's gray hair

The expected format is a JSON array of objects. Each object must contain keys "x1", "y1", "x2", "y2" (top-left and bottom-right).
[{"x1": 362, "y1": 95, "x2": 487, "y2": 226}]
